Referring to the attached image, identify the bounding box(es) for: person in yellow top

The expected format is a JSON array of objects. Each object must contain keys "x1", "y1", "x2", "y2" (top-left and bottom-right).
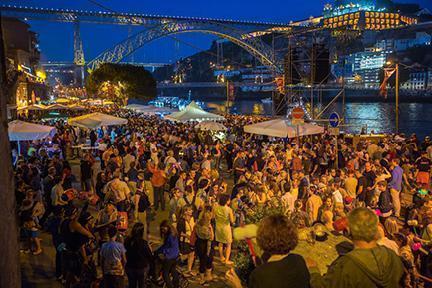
[
  {"x1": 344, "y1": 170, "x2": 358, "y2": 199},
  {"x1": 306, "y1": 185, "x2": 323, "y2": 223},
  {"x1": 213, "y1": 194, "x2": 235, "y2": 265}
]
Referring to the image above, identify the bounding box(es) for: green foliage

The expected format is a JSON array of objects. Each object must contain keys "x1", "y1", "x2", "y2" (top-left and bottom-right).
[
  {"x1": 233, "y1": 199, "x2": 286, "y2": 283},
  {"x1": 86, "y1": 63, "x2": 157, "y2": 103}
]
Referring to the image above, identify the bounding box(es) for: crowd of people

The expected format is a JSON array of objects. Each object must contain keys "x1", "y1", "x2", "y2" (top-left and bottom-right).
[{"x1": 14, "y1": 106, "x2": 432, "y2": 288}]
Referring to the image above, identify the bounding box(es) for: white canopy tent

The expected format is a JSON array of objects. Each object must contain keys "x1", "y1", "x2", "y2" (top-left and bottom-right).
[
  {"x1": 165, "y1": 101, "x2": 225, "y2": 122},
  {"x1": 244, "y1": 118, "x2": 324, "y2": 138},
  {"x1": 8, "y1": 120, "x2": 56, "y2": 154},
  {"x1": 195, "y1": 121, "x2": 227, "y2": 132},
  {"x1": 68, "y1": 112, "x2": 128, "y2": 129},
  {"x1": 46, "y1": 103, "x2": 69, "y2": 110},
  {"x1": 124, "y1": 104, "x2": 177, "y2": 115},
  {"x1": 17, "y1": 104, "x2": 47, "y2": 111},
  {"x1": 8, "y1": 120, "x2": 56, "y2": 141}
]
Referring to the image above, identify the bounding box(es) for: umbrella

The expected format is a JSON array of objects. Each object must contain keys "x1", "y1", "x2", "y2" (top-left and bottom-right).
[
  {"x1": 68, "y1": 112, "x2": 128, "y2": 129},
  {"x1": 195, "y1": 121, "x2": 227, "y2": 131},
  {"x1": 165, "y1": 101, "x2": 225, "y2": 122},
  {"x1": 8, "y1": 120, "x2": 55, "y2": 141},
  {"x1": 244, "y1": 118, "x2": 324, "y2": 138}
]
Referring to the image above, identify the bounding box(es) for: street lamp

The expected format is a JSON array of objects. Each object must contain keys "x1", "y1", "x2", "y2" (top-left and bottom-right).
[{"x1": 386, "y1": 61, "x2": 400, "y2": 133}]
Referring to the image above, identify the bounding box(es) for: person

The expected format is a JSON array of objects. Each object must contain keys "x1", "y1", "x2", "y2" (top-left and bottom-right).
[
  {"x1": 214, "y1": 194, "x2": 235, "y2": 265},
  {"x1": 225, "y1": 214, "x2": 310, "y2": 288},
  {"x1": 124, "y1": 223, "x2": 153, "y2": 288},
  {"x1": 95, "y1": 203, "x2": 118, "y2": 244},
  {"x1": 149, "y1": 162, "x2": 167, "y2": 211},
  {"x1": 132, "y1": 189, "x2": 151, "y2": 240},
  {"x1": 376, "y1": 224, "x2": 399, "y2": 255},
  {"x1": 377, "y1": 180, "x2": 393, "y2": 224},
  {"x1": 61, "y1": 207, "x2": 95, "y2": 286},
  {"x1": 90, "y1": 129, "x2": 98, "y2": 147},
  {"x1": 51, "y1": 176, "x2": 67, "y2": 211},
  {"x1": 306, "y1": 185, "x2": 322, "y2": 224},
  {"x1": 344, "y1": 170, "x2": 358, "y2": 199},
  {"x1": 20, "y1": 200, "x2": 43, "y2": 255},
  {"x1": 415, "y1": 151, "x2": 431, "y2": 187},
  {"x1": 100, "y1": 225, "x2": 127, "y2": 288},
  {"x1": 104, "y1": 172, "x2": 131, "y2": 212},
  {"x1": 307, "y1": 207, "x2": 404, "y2": 288},
  {"x1": 177, "y1": 205, "x2": 196, "y2": 276},
  {"x1": 80, "y1": 153, "x2": 93, "y2": 192},
  {"x1": 194, "y1": 209, "x2": 215, "y2": 285},
  {"x1": 155, "y1": 220, "x2": 180, "y2": 288},
  {"x1": 388, "y1": 158, "x2": 403, "y2": 217}
]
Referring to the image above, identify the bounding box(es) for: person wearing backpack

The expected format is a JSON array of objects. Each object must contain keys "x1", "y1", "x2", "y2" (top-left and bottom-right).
[
  {"x1": 133, "y1": 189, "x2": 151, "y2": 240},
  {"x1": 307, "y1": 207, "x2": 403, "y2": 288},
  {"x1": 377, "y1": 181, "x2": 394, "y2": 224}
]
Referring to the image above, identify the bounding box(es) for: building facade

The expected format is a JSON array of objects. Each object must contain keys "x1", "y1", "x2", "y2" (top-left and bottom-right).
[{"x1": 2, "y1": 17, "x2": 47, "y2": 110}]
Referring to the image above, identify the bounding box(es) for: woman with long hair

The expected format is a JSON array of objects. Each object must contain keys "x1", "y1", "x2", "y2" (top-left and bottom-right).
[
  {"x1": 177, "y1": 205, "x2": 196, "y2": 276},
  {"x1": 124, "y1": 222, "x2": 153, "y2": 288},
  {"x1": 195, "y1": 209, "x2": 215, "y2": 285},
  {"x1": 214, "y1": 193, "x2": 235, "y2": 265},
  {"x1": 155, "y1": 220, "x2": 180, "y2": 288}
]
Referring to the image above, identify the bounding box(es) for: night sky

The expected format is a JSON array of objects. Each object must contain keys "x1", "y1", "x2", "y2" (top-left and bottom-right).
[{"x1": 3, "y1": 0, "x2": 432, "y2": 64}]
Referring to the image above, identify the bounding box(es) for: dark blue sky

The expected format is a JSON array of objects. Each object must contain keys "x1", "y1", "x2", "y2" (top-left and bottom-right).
[{"x1": 3, "y1": 0, "x2": 432, "y2": 63}]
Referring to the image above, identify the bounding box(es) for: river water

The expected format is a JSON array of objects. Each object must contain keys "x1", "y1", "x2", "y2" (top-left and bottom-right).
[{"x1": 201, "y1": 99, "x2": 432, "y2": 139}]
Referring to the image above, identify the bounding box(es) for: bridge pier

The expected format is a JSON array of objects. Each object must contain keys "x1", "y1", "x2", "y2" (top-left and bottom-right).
[{"x1": 73, "y1": 21, "x2": 85, "y2": 86}]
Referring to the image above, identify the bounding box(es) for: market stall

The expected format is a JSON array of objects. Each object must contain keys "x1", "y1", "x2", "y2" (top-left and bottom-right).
[
  {"x1": 244, "y1": 118, "x2": 324, "y2": 138},
  {"x1": 68, "y1": 112, "x2": 128, "y2": 129},
  {"x1": 165, "y1": 101, "x2": 225, "y2": 122}
]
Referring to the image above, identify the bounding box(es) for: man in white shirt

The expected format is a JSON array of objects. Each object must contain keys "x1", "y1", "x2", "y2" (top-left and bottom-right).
[
  {"x1": 164, "y1": 150, "x2": 177, "y2": 172},
  {"x1": 105, "y1": 172, "x2": 130, "y2": 211},
  {"x1": 123, "y1": 151, "x2": 136, "y2": 174},
  {"x1": 281, "y1": 191, "x2": 295, "y2": 214}
]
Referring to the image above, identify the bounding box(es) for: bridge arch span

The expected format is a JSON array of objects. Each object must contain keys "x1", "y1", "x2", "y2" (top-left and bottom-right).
[{"x1": 86, "y1": 21, "x2": 282, "y2": 73}]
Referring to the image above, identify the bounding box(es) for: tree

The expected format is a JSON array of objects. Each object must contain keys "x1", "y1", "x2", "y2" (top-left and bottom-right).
[
  {"x1": 86, "y1": 63, "x2": 157, "y2": 105},
  {"x1": 0, "y1": 15, "x2": 21, "y2": 288}
]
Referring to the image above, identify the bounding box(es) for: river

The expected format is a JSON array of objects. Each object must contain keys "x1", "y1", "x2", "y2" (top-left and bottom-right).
[{"x1": 201, "y1": 99, "x2": 432, "y2": 139}]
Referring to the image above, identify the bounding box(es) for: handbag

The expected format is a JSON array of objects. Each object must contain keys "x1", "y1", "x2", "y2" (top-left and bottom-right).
[
  {"x1": 117, "y1": 211, "x2": 128, "y2": 231},
  {"x1": 189, "y1": 226, "x2": 197, "y2": 246}
]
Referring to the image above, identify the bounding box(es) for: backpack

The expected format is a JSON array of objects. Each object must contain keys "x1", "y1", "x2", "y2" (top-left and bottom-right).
[
  {"x1": 183, "y1": 194, "x2": 199, "y2": 219},
  {"x1": 137, "y1": 192, "x2": 151, "y2": 213}
]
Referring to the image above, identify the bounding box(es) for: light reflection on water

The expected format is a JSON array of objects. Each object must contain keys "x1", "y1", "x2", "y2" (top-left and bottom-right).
[{"x1": 204, "y1": 100, "x2": 432, "y2": 139}]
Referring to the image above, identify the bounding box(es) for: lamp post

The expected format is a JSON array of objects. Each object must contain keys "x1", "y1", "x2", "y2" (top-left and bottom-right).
[
  {"x1": 386, "y1": 61, "x2": 400, "y2": 133},
  {"x1": 395, "y1": 63, "x2": 399, "y2": 133}
]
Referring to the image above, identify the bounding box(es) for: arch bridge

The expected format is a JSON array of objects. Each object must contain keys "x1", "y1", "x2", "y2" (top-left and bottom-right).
[{"x1": 1, "y1": 5, "x2": 289, "y2": 73}]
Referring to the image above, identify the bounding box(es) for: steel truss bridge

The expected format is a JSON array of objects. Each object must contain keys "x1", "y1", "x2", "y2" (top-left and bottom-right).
[{"x1": 1, "y1": 5, "x2": 293, "y2": 73}]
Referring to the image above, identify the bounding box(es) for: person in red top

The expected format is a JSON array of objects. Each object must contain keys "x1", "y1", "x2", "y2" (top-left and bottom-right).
[
  {"x1": 415, "y1": 151, "x2": 431, "y2": 188},
  {"x1": 149, "y1": 161, "x2": 167, "y2": 211}
]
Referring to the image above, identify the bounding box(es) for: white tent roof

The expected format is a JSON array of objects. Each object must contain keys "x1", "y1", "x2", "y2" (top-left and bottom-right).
[
  {"x1": 17, "y1": 104, "x2": 47, "y2": 111},
  {"x1": 46, "y1": 103, "x2": 69, "y2": 110},
  {"x1": 125, "y1": 104, "x2": 177, "y2": 115},
  {"x1": 195, "y1": 121, "x2": 227, "y2": 131},
  {"x1": 8, "y1": 120, "x2": 56, "y2": 141},
  {"x1": 68, "y1": 112, "x2": 128, "y2": 129},
  {"x1": 165, "y1": 101, "x2": 225, "y2": 122},
  {"x1": 244, "y1": 118, "x2": 324, "y2": 138}
]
